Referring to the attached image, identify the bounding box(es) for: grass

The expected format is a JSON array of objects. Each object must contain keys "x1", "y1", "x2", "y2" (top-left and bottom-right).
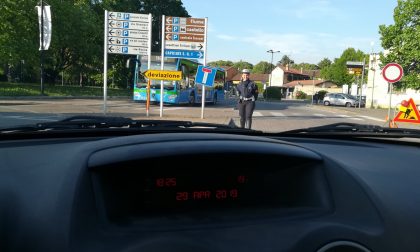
[{"x1": 0, "y1": 82, "x2": 131, "y2": 97}]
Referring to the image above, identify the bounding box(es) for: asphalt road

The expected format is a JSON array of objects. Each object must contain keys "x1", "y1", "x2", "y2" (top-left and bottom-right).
[{"x1": 0, "y1": 97, "x2": 418, "y2": 132}]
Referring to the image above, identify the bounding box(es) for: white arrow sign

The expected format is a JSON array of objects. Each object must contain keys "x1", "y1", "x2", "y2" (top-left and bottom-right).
[
  {"x1": 108, "y1": 29, "x2": 149, "y2": 39},
  {"x1": 108, "y1": 45, "x2": 148, "y2": 56},
  {"x1": 108, "y1": 37, "x2": 148, "y2": 47},
  {"x1": 108, "y1": 12, "x2": 150, "y2": 23},
  {"x1": 165, "y1": 41, "x2": 204, "y2": 51}
]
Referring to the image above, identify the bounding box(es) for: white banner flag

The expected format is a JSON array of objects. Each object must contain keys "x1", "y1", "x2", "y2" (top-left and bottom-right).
[{"x1": 37, "y1": 5, "x2": 52, "y2": 50}]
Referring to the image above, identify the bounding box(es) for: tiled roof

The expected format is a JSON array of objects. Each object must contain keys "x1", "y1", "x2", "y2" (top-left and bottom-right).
[
  {"x1": 231, "y1": 73, "x2": 270, "y2": 82},
  {"x1": 283, "y1": 80, "x2": 327, "y2": 87}
]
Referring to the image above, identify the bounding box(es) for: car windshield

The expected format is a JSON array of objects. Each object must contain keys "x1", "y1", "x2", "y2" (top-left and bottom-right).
[{"x1": 0, "y1": 0, "x2": 419, "y2": 133}]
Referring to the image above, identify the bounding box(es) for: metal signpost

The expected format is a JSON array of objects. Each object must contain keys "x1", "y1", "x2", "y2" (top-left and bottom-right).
[
  {"x1": 382, "y1": 63, "x2": 404, "y2": 127},
  {"x1": 103, "y1": 11, "x2": 152, "y2": 114},
  {"x1": 161, "y1": 15, "x2": 208, "y2": 118},
  {"x1": 36, "y1": 1, "x2": 52, "y2": 95},
  {"x1": 195, "y1": 66, "x2": 217, "y2": 118},
  {"x1": 346, "y1": 61, "x2": 365, "y2": 108}
]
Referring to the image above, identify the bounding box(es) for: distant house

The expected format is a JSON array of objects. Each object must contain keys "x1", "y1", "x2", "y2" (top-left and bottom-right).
[
  {"x1": 231, "y1": 73, "x2": 270, "y2": 85},
  {"x1": 220, "y1": 66, "x2": 238, "y2": 82},
  {"x1": 283, "y1": 80, "x2": 340, "y2": 98},
  {"x1": 270, "y1": 65, "x2": 311, "y2": 87}
]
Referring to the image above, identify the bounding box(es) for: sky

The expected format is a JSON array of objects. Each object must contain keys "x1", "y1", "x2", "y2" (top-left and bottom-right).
[{"x1": 181, "y1": 0, "x2": 398, "y2": 66}]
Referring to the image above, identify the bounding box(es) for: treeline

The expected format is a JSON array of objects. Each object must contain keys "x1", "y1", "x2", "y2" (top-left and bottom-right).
[{"x1": 0, "y1": 0, "x2": 189, "y2": 88}]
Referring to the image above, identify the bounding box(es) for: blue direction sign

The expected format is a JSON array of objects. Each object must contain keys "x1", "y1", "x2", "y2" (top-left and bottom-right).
[
  {"x1": 195, "y1": 66, "x2": 216, "y2": 87},
  {"x1": 164, "y1": 49, "x2": 204, "y2": 59}
]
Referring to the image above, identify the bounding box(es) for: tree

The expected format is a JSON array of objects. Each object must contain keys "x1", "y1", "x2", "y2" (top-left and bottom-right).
[
  {"x1": 317, "y1": 58, "x2": 332, "y2": 70},
  {"x1": 252, "y1": 61, "x2": 274, "y2": 74},
  {"x1": 379, "y1": 0, "x2": 420, "y2": 89},
  {"x1": 292, "y1": 62, "x2": 318, "y2": 71},
  {"x1": 207, "y1": 60, "x2": 234, "y2": 67},
  {"x1": 232, "y1": 60, "x2": 253, "y2": 72},
  {"x1": 278, "y1": 55, "x2": 294, "y2": 66},
  {"x1": 320, "y1": 48, "x2": 367, "y2": 86}
]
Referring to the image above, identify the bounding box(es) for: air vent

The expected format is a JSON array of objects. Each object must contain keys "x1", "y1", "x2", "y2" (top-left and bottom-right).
[{"x1": 317, "y1": 241, "x2": 371, "y2": 252}]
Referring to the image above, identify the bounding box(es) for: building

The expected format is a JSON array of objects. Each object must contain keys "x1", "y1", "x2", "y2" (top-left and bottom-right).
[
  {"x1": 283, "y1": 80, "x2": 340, "y2": 98},
  {"x1": 269, "y1": 65, "x2": 311, "y2": 87},
  {"x1": 366, "y1": 53, "x2": 420, "y2": 108}
]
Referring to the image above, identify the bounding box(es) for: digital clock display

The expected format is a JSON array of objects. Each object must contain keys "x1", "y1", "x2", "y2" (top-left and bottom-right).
[{"x1": 94, "y1": 155, "x2": 321, "y2": 219}]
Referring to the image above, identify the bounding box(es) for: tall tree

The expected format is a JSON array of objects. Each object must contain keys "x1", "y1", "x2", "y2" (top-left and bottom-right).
[
  {"x1": 252, "y1": 61, "x2": 274, "y2": 74},
  {"x1": 207, "y1": 60, "x2": 234, "y2": 67},
  {"x1": 232, "y1": 60, "x2": 253, "y2": 72},
  {"x1": 317, "y1": 58, "x2": 332, "y2": 70},
  {"x1": 379, "y1": 0, "x2": 420, "y2": 89},
  {"x1": 320, "y1": 48, "x2": 367, "y2": 86},
  {"x1": 278, "y1": 55, "x2": 294, "y2": 66}
]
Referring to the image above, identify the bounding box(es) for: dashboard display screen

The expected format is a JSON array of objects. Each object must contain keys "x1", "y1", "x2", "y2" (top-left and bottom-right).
[{"x1": 93, "y1": 155, "x2": 323, "y2": 219}]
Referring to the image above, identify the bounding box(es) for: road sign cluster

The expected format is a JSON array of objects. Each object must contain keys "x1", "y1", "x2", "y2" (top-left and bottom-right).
[
  {"x1": 163, "y1": 16, "x2": 206, "y2": 60},
  {"x1": 107, "y1": 12, "x2": 151, "y2": 56}
]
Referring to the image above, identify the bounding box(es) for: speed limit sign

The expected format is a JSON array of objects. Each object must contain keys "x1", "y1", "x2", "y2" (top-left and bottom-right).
[{"x1": 382, "y1": 63, "x2": 403, "y2": 83}]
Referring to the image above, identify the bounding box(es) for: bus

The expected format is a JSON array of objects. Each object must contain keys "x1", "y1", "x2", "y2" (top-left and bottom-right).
[{"x1": 133, "y1": 55, "x2": 226, "y2": 105}]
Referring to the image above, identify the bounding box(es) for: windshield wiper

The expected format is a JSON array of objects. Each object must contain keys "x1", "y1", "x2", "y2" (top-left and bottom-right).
[
  {"x1": 279, "y1": 122, "x2": 420, "y2": 136},
  {"x1": 0, "y1": 115, "x2": 249, "y2": 133}
]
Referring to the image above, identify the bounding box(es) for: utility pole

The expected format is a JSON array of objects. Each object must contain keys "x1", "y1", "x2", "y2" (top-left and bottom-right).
[
  {"x1": 267, "y1": 50, "x2": 280, "y2": 100},
  {"x1": 40, "y1": 0, "x2": 44, "y2": 95}
]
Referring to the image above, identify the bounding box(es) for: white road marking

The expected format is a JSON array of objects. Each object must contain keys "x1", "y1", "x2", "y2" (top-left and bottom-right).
[
  {"x1": 313, "y1": 113, "x2": 325, "y2": 117},
  {"x1": 253, "y1": 112, "x2": 263, "y2": 117},
  {"x1": 270, "y1": 112, "x2": 285, "y2": 117},
  {"x1": 350, "y1": 117, "x2": 364, "y2": 121},
  {"x1": 360, "y1": 115, "x2": 385, "y2": 122}
]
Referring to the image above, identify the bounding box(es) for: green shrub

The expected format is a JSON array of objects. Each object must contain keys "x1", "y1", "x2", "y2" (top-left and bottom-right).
[
  {"x1": 295, "y1": 90, "x2": 307, "y2": 99},
  {"x1": 263, "y1": 86, "x2": 282, "y2": 100},
  {"x1": 317, "y1": 90, "x2": 328, "y2": 100}
]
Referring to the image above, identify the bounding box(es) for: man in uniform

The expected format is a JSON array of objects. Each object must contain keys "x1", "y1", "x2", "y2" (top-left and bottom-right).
[{"x1": 236, "y1": 69, "x2": 258, "y2": 129}]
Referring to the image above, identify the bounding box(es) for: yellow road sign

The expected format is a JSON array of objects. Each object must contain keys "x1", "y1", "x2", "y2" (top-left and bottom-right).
[{"x1": 143, "y1": 70, "x2": 182, "y2": 80}]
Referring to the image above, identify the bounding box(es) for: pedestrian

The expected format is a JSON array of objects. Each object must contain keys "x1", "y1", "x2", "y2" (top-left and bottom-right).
[
  {"x1": 236, "y1": 69, "x2": 258, "y2": 129},
  {"x1": 313, "y1": 92, "x2": 319, "y2": 104}
]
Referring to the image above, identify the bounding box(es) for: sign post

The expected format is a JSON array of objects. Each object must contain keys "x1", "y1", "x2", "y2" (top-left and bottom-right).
[
  {"x1": 382, "y1": 63, "x2": 404, "y2": 127},
  {"x1": 104, "y1": 11, "x2": 152, "y2": 114},
  {"x1": 195, "y1": 66, "x2": 216, "y2": 119},
  {"x1": 162, "y1": 15, "x2": 208, "y2": 118}
]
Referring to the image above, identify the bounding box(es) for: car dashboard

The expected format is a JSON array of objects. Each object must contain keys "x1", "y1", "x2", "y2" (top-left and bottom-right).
[{"x1": 1, "y1": 132, "x2": 420, "y2": 251}]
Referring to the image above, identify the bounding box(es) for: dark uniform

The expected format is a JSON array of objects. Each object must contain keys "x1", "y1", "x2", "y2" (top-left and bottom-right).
[{"x1": 236, "y1": 77, "x2": 258, "y2": 129}]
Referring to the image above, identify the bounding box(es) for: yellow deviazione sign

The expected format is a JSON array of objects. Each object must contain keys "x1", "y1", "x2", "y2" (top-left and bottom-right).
[{"x1": 143, "y1": 70, "x2": 182, "y2": 80}]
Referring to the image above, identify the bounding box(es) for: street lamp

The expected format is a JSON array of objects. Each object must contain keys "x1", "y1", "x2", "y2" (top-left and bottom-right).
[{"x1": 267, "y1": 50, "x2": 280, "y2": 100}]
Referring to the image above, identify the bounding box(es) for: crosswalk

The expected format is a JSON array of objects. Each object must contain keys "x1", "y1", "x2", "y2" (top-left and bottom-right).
[{"x1": 252, "y1": 111, "x2": 384, "y2": 122}]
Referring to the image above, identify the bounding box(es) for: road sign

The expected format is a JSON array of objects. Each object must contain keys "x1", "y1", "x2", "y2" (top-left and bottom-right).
[
  {"x1": 394, "y1": 98, "x2": 420, "y2": 123},
  {"x1": 165, "y1": 41, "x2": 204, "y2": 50},
  {"x1": 108, "y1": 29, "x2": 149, "y2": 39},
  {"x1": 106, "y1": 11, "x2": 151, "y2": 56},
  {"x1": 164, "y1": 49, "x2": 204, "y2": 59},
  {"x1": 163, "y1": 16, "x2": 207, "y2": 60},
  {"x1": 108, "y1": 37, "x2": 148, "y2": 47},
  {"x1": 195, "y1": 66, "x2": 216, "y2": 86},
  {"x1": 383, "y1": 63, "x2": 403, "y2": 83},
  {"x1": 108, "y1": 45, "x2": 148, "y2": 55},
  {"x1": 143, "y1": 70, "x2": 182, "y2": 81},
  {"x1": 108, "y1": 12, "x2": 150, "y2": 22}
]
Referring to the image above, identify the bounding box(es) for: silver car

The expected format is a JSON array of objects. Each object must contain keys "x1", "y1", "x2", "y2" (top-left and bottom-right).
[{"x1": 323, "y1": 93, "x2": 362, "y2": 107}]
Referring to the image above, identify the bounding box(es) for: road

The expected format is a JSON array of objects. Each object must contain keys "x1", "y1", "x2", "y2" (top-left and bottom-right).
[{"x1": 0, "y1": 98, "x2": 418, "y2": 132}]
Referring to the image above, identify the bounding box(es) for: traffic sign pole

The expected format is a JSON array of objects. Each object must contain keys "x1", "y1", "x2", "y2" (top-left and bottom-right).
[
  {"x1": 160, "y1": 15, "x2": 165, "y2": 118},
  {"x1": 382, "y1": 63, "x2": 403, "y2": 127},
  {"x1": 201, "y1": 17, "x2": 208, "y2": 119},
  {"x1": 103, "y1": 10, "x2": 109, "y2": 114}
]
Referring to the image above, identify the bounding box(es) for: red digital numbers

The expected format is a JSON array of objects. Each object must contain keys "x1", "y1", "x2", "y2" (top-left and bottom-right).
[
  {"x1": 156, "y1": 177, "x2": 177, "y2": 187},
  {"x1": 216, "y1": 190, "x2": 227, "y2": 199},
  {"x1": 176, "y1": 192, "x2": 188, "y2": 201},
  {"x1": 237, "y1": 175, "x2": 248, "y2": 184}
]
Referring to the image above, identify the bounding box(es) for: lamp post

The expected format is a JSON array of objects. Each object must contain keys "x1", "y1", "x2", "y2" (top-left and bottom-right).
[
  {"x1": 267, "y1": 50, "x2": 280, "y2": 100},
  {"x1": 370, "y1": 53, "x2": 377, "y2": 108}
]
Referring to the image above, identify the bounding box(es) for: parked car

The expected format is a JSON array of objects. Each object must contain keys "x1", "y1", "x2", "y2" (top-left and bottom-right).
[{"x1": 323, "y1": 93, "x2": 364, "y2": 107}]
